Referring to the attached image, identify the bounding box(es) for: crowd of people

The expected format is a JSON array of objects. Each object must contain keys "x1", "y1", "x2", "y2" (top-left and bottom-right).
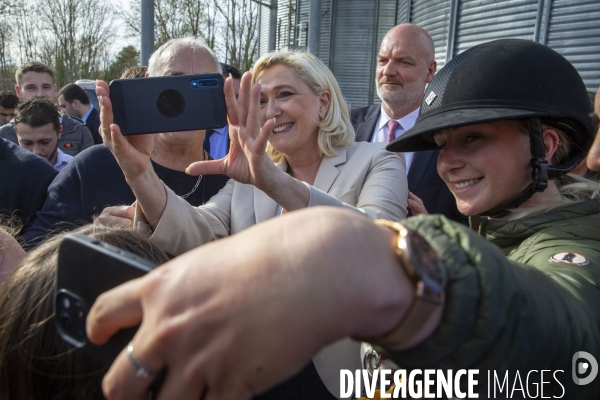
[{"x1": 0, "y1": 23, "x2": 599, "y2": 400}]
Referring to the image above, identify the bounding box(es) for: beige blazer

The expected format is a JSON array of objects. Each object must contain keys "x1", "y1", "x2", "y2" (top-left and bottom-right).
[
  {"x1": 135, "y1": 141, "x2": 408, "y2": 398},
  {"x1": 143, "y1": 141, "x2": 407, "y2": 257}
]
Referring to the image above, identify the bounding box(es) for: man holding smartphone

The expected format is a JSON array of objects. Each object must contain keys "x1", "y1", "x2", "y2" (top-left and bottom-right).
[{"x1": 23, "y1": 37, "x2": 229, "y2": 245}]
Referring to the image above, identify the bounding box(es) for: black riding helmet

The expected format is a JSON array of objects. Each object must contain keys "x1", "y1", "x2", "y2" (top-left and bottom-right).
[{"x1": 388, "y1": 38, "x2": 595, "y2": 216}]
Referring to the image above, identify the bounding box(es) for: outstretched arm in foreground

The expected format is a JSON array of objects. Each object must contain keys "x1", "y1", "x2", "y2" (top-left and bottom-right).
[{"x1": 87, "y1": 207, "x2": 421, "y2": 400}]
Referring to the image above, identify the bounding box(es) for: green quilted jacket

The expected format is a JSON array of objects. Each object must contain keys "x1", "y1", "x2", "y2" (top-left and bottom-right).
[{"x1": 384, "y1": 198, "x2": 600, "y2": 399}]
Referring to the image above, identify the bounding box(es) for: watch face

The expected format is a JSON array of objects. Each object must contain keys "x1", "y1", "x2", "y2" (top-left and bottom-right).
[{"x1": 406, "y1": 231, "x2": 446, "y2": 294}]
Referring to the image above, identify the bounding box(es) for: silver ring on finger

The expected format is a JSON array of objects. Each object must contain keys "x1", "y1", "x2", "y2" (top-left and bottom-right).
[{"x1": 127, "y1": 342, "x2": 159, "y2": 379}]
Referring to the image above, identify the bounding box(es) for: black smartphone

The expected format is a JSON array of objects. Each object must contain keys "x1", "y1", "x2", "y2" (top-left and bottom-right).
[
  {"x1": 55, "y1": 234, "x2": 157, "y2": 365},
  {"x1": 110, "y1": 73, "x2": 227, "y2": 135}
]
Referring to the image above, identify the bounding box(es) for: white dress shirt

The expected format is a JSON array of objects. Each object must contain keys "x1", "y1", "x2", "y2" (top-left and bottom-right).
[
  {"x1": 370, "y1": 106, "x2": 419, "y2": 173},
  {"x1": 54, "y1": 148, "x2": 73, "y2": 171}
]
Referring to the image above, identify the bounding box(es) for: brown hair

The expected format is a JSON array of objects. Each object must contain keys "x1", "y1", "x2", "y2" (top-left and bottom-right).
[
  {"x1": 15, "y1": 61, "x2": 55, "y2": 86},
  {"x1": 0, "y1": 224, "x2": 170, "y2": 399},
  {"x1": 121, "y1": 66, "x2": 148, "y2": 79},
  {"x1": 14, "y1": 96, "x2": 61, "y2": 132}
]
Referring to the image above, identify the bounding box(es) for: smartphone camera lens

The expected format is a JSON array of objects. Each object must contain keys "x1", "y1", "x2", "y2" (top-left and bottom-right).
[{"x1": 191, "y1": 78, "x2": 218, "y2": 88}]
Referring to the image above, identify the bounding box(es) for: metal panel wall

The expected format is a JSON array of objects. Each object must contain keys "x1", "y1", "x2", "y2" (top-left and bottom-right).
[
  {"x1": 396, "y1": 0, "x2": 410, "y2": 24},
  {"x1": 319, "y1": 0, "x2": 333, "y2": 67},
  {"x1": 411, "y1": 0, "x2": 452, "y2": 69},
  {"x1": 258, "y1": 5, "x2": 271, "y2": 56},
  {"x1": 453, "y1": 0, "x2": 538, "y2": 56},
  {"x1": 275, "y1": 0, "x2": 297, "y2": 50},
  {"x1": 294, "y1": 0, "x2": 310, "y2": 48},
  {"x1": 329, "y1": 0, "x2": 378, "y2": 108},
  {"x1": 546, "y1": 0, "x2": 600, "y2": 92},
  {"x1": 371, "y1": 0, "x2": 400, "y2": 104}
]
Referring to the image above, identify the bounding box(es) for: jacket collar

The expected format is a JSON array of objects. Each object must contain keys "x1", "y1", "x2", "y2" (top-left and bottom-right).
[
  {"x1": 472, "y1": 198, "x2": 600, "y2": 249},
  {"x1": 353, "y1": 105, "x2": 380, "y2": 142},
  {"x1": 253, "y1": 147, "x2": 348, "y2": 223}
]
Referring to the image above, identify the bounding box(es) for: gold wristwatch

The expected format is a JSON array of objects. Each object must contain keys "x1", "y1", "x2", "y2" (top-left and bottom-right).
[{"x1": 371, "y1": 219, "x2": 446, "y2": 347}]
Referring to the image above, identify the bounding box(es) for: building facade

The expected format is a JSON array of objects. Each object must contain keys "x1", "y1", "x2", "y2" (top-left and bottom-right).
[{"x1": 258, "y1": 0, "x2": 600, "y2": 108}]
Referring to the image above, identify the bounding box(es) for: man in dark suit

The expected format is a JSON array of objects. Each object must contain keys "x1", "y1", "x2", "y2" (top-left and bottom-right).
[
  {"x1": 351, "y1": 23, "x2": 466, "y2": 224},
  {"x1": 58, "y1": 83, "x2": 101, "y2": 144}
]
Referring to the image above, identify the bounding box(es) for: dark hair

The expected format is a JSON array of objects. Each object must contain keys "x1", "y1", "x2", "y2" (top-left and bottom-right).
[
  {"x1": 15, "y1": 61, "x2": 54, "y2": 86},
  {"x1": 121, "y1": 66, "x2": 147, "y2": 79},
  {"x1": 58, "y1": 83, "x2": 90, "y2": 105},
  {"x1": 221, "y1": 62, "x2": 242, "y2": 80},
  {"x1": 0, "y1": 224, "x2": 170, "y2": 400},
  {"x1": 14, "y1": 96, "x2": 60, "y2": 132},
  {"x1": 0, "y1": 91, "x2": 18, "y2": 109}
]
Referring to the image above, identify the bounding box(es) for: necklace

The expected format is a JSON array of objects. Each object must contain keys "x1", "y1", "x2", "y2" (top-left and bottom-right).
[
  {"x1": 180, "y1": 175, "x2": 203, "y2": 199},
  {"x1": 180, "y1": 150, "x2": 207, "y2": 199}
]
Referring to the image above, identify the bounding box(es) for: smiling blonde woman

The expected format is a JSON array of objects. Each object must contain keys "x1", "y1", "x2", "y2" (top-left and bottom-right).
[{"x1": 97, "y1": 50, "x2": 408, "y2": 399}]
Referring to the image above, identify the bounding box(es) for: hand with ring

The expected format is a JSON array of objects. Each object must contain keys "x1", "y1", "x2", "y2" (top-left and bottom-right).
[{"x1": 86, "y1": 207, "x2": 410, "y2": 400}]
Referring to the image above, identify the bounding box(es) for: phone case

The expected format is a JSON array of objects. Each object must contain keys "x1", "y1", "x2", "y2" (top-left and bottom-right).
[
  {"x1": 110, "y1": 73, "x2": 227, "y2": 135},
  {"x1": 55, "y1": 234, "x2": 157, "y2": 365}
]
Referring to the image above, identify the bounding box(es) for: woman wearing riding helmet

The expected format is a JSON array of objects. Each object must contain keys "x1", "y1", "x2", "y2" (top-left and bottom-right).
[{"x1": 87, "y1": 39, "x2": 600, "y2": 400}]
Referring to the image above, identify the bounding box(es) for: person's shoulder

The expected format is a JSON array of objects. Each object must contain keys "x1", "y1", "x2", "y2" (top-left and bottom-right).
[
  {"x1": 69, "y1": 144, "x2": 112, "y2": 163},
  {"x1": 0, "y1": 137, "x2": 57, "y2": 175},
  {"x1": 0, "y1": 121, "x2": 15, "y2": 136},
  {"x1": 349, "y1": 104, "x2": 379, "y2": 121},
  {"x1": 63, "y1": 114, "x2": 85, "y2": 126},
  {"x1": 346, "y1": 141, "x2": 389, "y2": 157}
]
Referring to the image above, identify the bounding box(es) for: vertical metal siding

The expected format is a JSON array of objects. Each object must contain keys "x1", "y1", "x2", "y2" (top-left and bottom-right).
[
  {"x1": 330, "y1": 0, "x2": 378, "y2": 108},
  {"x1": 371, "y1": 0, "x2": 399, "y2": 104},
  {"x1": 259, "y1": 5, "x2": 271, "y2": 56},
  {"x1": 319, "y1": 0, "x2": 333, "y2": 67},
  {"x1": 454, "y1": 0, "x2": 538, "y2": 56},
  {"x1": 411, "y1": 0, "x2": 452, "y2": 69},
  {"x1": 396, "y1": 0, "x2": 409, "y2": 24},
  {"x1": 294, "y1": 0, "x2": 310, "y2": 48},
  {"x1": 546, "y1": 0, "x2": 600, "y2": 91},
  {"x1": 275, "y1": 0, "x2": 297, "y2": 50}
]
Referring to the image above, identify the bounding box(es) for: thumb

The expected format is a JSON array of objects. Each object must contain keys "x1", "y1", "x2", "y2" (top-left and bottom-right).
[{"x1": 186, "y1": 159, "x2": 225, "y2": 176}]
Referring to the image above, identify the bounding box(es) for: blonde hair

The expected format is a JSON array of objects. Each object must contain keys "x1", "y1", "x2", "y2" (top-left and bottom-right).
[{"x1": 251, "y1": 50, "x2": 354, "y2": 163}]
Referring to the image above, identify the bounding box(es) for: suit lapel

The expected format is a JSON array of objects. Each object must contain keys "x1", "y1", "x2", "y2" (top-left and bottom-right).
[
  {"x1": 407, "y1": 150, "x2": 437, "y2": 193},
  {"x1": 353, "y1": 105, "x2": 380, "y2": 142},
  {"x1": 253, "y1": 159, "x2": 287, "y2": 223},
  {"x1": 313, "y1": 147, "x2": 346, "y2": 193}
]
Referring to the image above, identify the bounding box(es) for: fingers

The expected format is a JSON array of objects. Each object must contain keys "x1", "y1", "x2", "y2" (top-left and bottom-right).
[
  {"x1": 236, "y1": 72, "x2": 253, "y2": 129},
  {"x1": 100, "y1": 205, "x2": 135, "y2": 219},
  {"x1": 96, "y1": 205, "x2": 136, "y2": 229},
  {"x1": 255, "y1": 116, "x2": 274, "y2": 152},
  {"x1": 155, "y1": 362, "x2": 207, "y2": 400},
  {"x1": 101, "y1": 339, "x2": 160, "y2": 400},
  {"x1": 109, "y1": 123, "x2": 130, "y2": 155},
  {"x1": 97, "y1": 81, "x2": 114, "y2": 144},
  {"x1": 407, "y1": 193, "x2": 428, "y2": 216},
  {"x1": 245, "y1": 82, "x2": 263, "y2": 140},
  {"x1": 186, "y1": 159, "x2": 224, "y2": 176},
  {"x1": 224, "y1": 77, "x2": 239, "y2": 127},
  {"x1": 86, "y1": 278, "x2": 144, "y2": 345}
]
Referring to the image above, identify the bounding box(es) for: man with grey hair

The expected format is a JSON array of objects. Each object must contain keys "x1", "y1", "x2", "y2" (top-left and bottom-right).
[
  {"x1": 24, "y1": 37, "x2": 229, "y2": 245},
  {"x1": 351, "y1": 23, "x2": 466, "y2": 224}
]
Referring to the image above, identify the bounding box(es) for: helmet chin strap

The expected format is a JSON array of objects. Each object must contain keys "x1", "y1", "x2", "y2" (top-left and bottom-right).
[{"x1": 480, "y1": 117, "x2": 549, "y2": 218}]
